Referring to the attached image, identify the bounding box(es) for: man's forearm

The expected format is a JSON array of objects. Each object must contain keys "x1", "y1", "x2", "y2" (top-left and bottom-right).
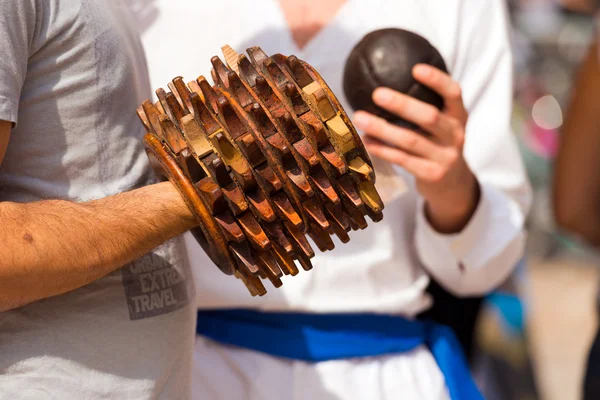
[{"x1": 0, "y1": 181, "x2": 197, "y2": 311}]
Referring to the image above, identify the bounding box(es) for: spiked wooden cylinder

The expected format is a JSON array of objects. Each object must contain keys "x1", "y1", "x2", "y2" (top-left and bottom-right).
[{"x1": 137, "y1": 46, "x2": 384, "y2": 296}]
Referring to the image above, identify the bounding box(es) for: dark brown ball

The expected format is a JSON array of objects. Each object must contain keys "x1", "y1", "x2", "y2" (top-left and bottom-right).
[{"x1": 343, "y1": 28, "x2": 447, "y2": 128}]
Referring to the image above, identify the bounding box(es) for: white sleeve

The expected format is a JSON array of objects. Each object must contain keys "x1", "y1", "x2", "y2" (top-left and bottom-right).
[{"x1": 414, "y1": 0, "x2": 532, "y2": 297}]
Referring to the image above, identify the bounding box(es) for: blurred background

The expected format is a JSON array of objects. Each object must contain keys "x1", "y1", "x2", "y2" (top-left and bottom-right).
[{"x1": 474, "y1": 0, "x2": 600, "y2": 399}]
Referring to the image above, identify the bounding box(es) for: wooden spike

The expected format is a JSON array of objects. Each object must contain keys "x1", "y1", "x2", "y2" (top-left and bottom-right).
[
  {"x1": 358, "y1": 181, "x2": 384, "y2": 213},
  {"x1": 170, "y1": 77, "x2": 193, "y2": 112},
  {"x1": 320, "y1": 145, "x2": 347, "y2": 176},
  {"x1": 307, "y1": 223, "x2": 335, "y2": 252},
  {"x1": 303, "y1": 198, "x2": 329, "y2": 231},
  {"x1": 303, "y1": 82, "x2": 336, "y2": 121},
  {"x1": 263, "y1": 222, "x2": 294, "y2": 255},
  {"x1": 287, "y1": 167, "x2": 314, "y2": 198},
  {"x1": 349, "y1": 157, "x2": 375, "y2": 181},
  {"x1": 221, "y1": 183, "x2": 248, "y2": 216},
  {"x1": 286, "y1": 55, "x2": 314, "y2": 88},
  {"x1": 326, "y1": 114, "x2": 355, "y2": 154},
  {"x1": 255, "y1": 164, "x2": 283, "y2": 194},
  {"x1": 310, "y1": 169, "x2": 340, "y2": 204},
  {"x1": 214, "y1": 212, "x2": 245, "y2": 243},
  {"x1": 196, "y1": 177, "x2": 227, "y2": 214},
  {"x1": 222, "y1": 45, "x2": 241, "y2": 74},
  {"x1": 246, "y1": 190, "x2": 277, "y2": 223},
  {"x1": 211, "y1": 55, "x2": 231, "y2": 87},
  {"x1": 271, "y1": 243, "x2": 299, "y2": 276},
  {"x1": 337, "y1": 174, "x2": 363, "y2": 208},
  {"x1": 257, "y1": 250, "x2": 283, "y2": 280},
  {"x1": 295, "y1": 252, "x2": 313, "y2": 271},
  {"x1": 230, "y1": 242, "x2": 260, "y2": 275},
  {"x1": 284, "y1": 221, "x2": 315, "y2": 259},
  {"x1": 272, "y1": 192, "x2": 303, "y2": 228},
  {"x1": 293, "y1": 139, "x2": 319, "y2": 167},
  {"x1": 197, "y1": 76, "x2": 219, "y2": 113},
  {"x1": 213, "y1": 132, "x2": 255, "y2": 191},
  {"x1": 158, "y1": 114, "x2": 186, "y2": 154},
  {"x1": 180, "y1": 114, "x2": 212, "y2": 158},
  {"x1": 234, "y1": 270, "x2": 260, "y2": 297},
  {"x1": 141, "y1": 100, "x2": 163, "y2": 138},
  {"x1": 237, "y1": 212, "x2": 271, "y2": 251}
]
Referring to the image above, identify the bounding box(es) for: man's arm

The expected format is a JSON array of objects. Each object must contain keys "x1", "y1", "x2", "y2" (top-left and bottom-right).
[
  {"x1": 0, "y1": 121, "x2": 197, "y2": 311},
  {"x1": 553, "y1": 41, "x2": 600, "y2": 246}
]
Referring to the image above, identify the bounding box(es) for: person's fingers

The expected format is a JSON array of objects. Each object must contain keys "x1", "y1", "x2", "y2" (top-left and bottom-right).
[
  {"x1": 353, "y1": 111, "x2": 451, "y2": 163},
  {"x1": 363, "y1": 136, "x2": 446, "y2": 183},
  {"x1": 371, "y1": 88, "x2": 456, "y2": 142},
  {"x1": 412, "y1": 64, "x2": 467, "y2": 120}
]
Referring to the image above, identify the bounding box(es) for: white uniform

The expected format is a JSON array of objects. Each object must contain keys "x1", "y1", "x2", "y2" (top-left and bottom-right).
[{"x1": 138, "y1": 0, "x2": 531, "y2": 398}]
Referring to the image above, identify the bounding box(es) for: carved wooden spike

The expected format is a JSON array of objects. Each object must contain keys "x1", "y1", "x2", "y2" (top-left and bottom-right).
[
  {"x1": 286, "y1": 55, "x2": 314, "y2": 88},
  {"x1": 272, "y1": 192, "x2": 303, "y2": 228},
  {"x1": 277, "y1": 112, "x2": 304, "y2": 143},
  {"x1": 284, "y1": 82, "x2": 310, "y2": 116},
  {"x1": 296, "y1": 252, "x2": 313, "y2": 271},
  {"x1": 294, "y1": 139, "x2": 319, "y2": 167},
  {"x1": 257, "y1": 250, "x2": 283, "y2": 279},
  {"x1": 136, "y1": 105, "x2": 152, "y2": 133},
  {"x1": 349, "y1": 157, "x2": 375, "y2": 181},
  {"x1": 246, "y1": 190, "x2": 277, "y2": 222},
  {"x1": 170, "y1": 76, "x2": 193, "y2": 112},
  {"x1": 263, "y1": 222, "x2": 294, "y2": 255},
  {"x1": 196, "y1": 177, "x2": 227, "y2": 214},
  {"x1": 238, "y1": 55, "x2": 261, "y2": 87},
  {"x1": 337, "y1": 174, "x2": 364, "y2": 208},
  {"x1": 221, "y1": 183, "x2": 249, "y2": 216},
  {"x1": 303, "y1": 197, "x2": 329, "y2": 231},
  {"x1": 287, "y1": 167, "x2": 314, "y2": 198},
  {"x1": 237, "y1": 133, "x2": 265, "y2": 167},
  {"x1": 326, "y1": 114, "x2": 355, "y2": 154},
  {"x1": 158, "y1": 114, "x2": 186, "y2": 154},
  {"x1": 187, "y1": 80, "x2": 205, "y2": 102},
  {"x1": 180, "y1": 114, "x2": 213, "y2": 159},
  {"x1": 320, "y1": 144, "x2": 347, "y2": 176},
  {"x1": 256, "y1": 164, "x2": 283, "y2": 193},
  {"x1": 234, "y1": 270, "x2": 261, "y2": 297},
  {"x1": 213, "y1": 132, "x2": 255, "y2": 191},
  {"x1": 358, "y1": 181, "x2": 384, "y2": 213},
  {"x1": 211, "y1": 55, "x2": 231, "y2": 88},
  {"x1": 214, "y1": 212, "x2": 246, "y2": 243},
  {"x1": 310, "y1": 169, "x2": 340, "y2": 204},
  {"x1": 284, "y1": 221, "x2": 315, "y2": 259},
  {"x1": 303, "y1": 81, "x2": 336, "y2": 121},
  {"x1": 237, "y1": 211, "x2": 271, "y2": 251},
  {"x1": 222, "y1": 45, "x2": 241, "y2": 74},
  {"x1": 197, "y1": 76, "x2": 219, "y2": 113},
  {"x1": 271, "y1": 242, "x2": 299, "y2": 276},
  {"x1": 141, "y1": 100, "x2": 163, "y2": 138},
  {"x1": 308, "y1": 222, "x2": 335, "y2": 252},
  {"x1": 230, "y1": 242, "x2": 260, "y2": 275},
  {"x1": 264, "y1": 58, "x2": 288, "y2": 88}
]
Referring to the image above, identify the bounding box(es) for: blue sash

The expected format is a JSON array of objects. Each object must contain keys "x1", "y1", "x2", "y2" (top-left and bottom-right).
[{"x1": 196, "y1": 309, "x2": 483, "y2": 400}]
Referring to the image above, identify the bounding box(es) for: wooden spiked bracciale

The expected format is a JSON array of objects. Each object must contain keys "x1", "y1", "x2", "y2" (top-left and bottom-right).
[{"x1": 137, "y1": 45, "x2": 384, "y2": 296}]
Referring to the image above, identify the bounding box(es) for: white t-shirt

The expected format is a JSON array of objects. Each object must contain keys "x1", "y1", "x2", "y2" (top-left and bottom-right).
[{"x1": 0, "y1": 1, "x2": 195, "y2": 399}]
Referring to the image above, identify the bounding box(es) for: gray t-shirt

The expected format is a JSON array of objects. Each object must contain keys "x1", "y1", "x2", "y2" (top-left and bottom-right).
[{"x1": 0, "y1": 1, "x2": 196, "y2": 399}]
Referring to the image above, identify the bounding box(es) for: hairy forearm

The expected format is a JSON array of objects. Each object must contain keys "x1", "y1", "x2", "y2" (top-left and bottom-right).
[{"x1": 0, "y1": 181, "x2": 196, "y2": 311}]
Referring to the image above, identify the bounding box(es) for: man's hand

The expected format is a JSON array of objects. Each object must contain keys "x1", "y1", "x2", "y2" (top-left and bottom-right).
[{"x1": 353, "y1": 64, "x2": 480, "y2": 234}]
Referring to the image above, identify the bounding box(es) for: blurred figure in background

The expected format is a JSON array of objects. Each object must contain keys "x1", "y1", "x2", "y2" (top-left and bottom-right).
[
  {"x1": 138, "y1": 0, "x2": 531, "y2": 398},
  {"x1": 554, "y1": 2, "x2": 600, "y2": 398}
]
